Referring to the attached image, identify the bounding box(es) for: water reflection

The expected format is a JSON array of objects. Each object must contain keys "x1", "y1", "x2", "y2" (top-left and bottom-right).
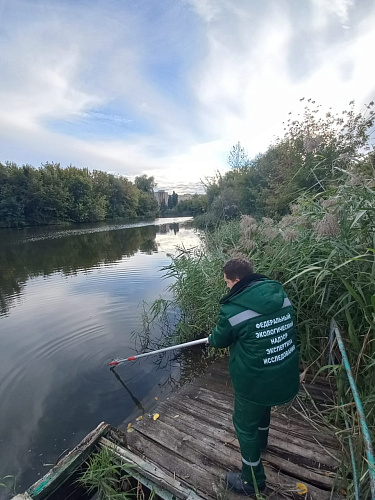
[
  {"x1": 0, "y1": 221, "x2": 196, "y2": 316},
  {"x1": 110, "y1": 368, "x2": 145, "y2": 413}
]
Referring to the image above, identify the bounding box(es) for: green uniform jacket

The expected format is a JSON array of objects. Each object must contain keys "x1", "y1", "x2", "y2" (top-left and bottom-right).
[{"x1": 208, "y1": 277, "x2": 299, "y2": 406}]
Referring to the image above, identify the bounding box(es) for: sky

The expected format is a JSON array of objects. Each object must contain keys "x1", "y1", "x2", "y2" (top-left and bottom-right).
[{"x1": 0, "y1": 0, "x2": 374, "y2": 194}]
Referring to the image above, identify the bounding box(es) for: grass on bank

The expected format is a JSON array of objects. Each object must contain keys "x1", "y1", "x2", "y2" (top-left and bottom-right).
[{"x1": 78, "y1": 446, "x2": 156, "y2": 500}]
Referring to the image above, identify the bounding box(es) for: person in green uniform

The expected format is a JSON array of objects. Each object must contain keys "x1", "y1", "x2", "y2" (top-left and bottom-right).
[{"x1": 208, "y1": 258, "x2": 299, "y2": 495}]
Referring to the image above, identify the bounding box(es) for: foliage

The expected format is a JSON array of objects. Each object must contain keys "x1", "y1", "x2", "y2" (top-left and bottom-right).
[
  {"x1": 227, "y1": 141, "x2": 250, "y2": 170},
  {"x1": 159, "y1": 199, "x2": 168, "y2": 216},
  {"x1": 167, "y1": 191, "x2": 178, "y2": 209},
  {"x1": 170, "y1": 194, "x2": 207, "y2": 217},
  {"x1": 136, "y1": 191, "x2": 159, "y2": 218},
  {"x1": 78, "y1": 447, "x2": 136, "y2": 499},
  {"x1": 0, "y1": 163, "x2": 160, "y2": 228},
  {"x1": 161, "y1": 248, "x2": 225, "y2": 341},
  {"x1": 134, "y1": 175, "x2": 156, "y2": 194},
  {"x1": 204, "y1": 101, "x2": 375, "y2": 220}
]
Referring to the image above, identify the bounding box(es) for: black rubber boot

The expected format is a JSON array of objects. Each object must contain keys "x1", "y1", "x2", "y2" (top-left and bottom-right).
[{"x1": 225, "y1": 472, "x2": 266, "y2": 496}]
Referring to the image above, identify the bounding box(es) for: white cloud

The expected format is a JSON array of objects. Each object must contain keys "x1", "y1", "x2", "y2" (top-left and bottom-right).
[
  {"x1": 187, "y1": 0, "x2": 375, "y2": 158},
  {"x1": 185, "y1": 0, "x2": 222, "y2": 23},
  {"x1": 312, "y1": 0, "x2": 355, "y2": 25}
]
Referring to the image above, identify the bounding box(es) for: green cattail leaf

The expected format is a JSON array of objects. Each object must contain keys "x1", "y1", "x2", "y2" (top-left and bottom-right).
[
  {"x1": 284, "y1": 266, "x2": 322, "y2": 284},
  {"x1": 314, "y1": 364, "x2": 342, "y2": 378},
  {"x1": 339, "y1": 278, "x2": 367, "y2": 310},
  {"x1": 332, "y1": 253, "x2": 370, "y2": 271},
  {"x1": 350, "y1": 210, "x2": 367, "y2": 228}
]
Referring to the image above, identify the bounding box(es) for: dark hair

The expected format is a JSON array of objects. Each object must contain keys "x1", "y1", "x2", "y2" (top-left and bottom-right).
[{"x1": 222, "y1": 258, "x2": 253, "y2": 281}]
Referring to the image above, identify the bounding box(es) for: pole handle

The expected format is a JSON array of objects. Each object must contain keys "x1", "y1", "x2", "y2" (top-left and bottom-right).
[{"x1": 109, "y1": 337, "x2": 209, "y2": 366}]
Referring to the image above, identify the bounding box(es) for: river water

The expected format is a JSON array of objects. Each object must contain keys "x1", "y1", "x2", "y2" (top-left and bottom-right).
[{"x1": 0, "y1": 217, "x2": 205, "y2": 498}]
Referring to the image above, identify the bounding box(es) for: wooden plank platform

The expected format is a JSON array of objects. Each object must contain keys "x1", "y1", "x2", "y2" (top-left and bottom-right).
[{"x1": 125, "y1": 358, "x2": 344, "y2": 500}]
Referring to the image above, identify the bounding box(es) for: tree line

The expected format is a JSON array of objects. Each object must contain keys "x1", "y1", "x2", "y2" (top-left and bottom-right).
[
  {"x1": 0, "y1": 163, "x2": 161, "y2": 228},
  {"x1": 0, "y1": 161, "x2": 210, "y2": 228}
]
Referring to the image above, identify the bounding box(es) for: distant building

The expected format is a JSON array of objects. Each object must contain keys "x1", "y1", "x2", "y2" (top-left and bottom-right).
[
  {"x1": 178, "y1": 194, "x2": 193, "y2": 202},
  {"x1": 154, "y1": 190, "x2": 169, "y2": 205}
]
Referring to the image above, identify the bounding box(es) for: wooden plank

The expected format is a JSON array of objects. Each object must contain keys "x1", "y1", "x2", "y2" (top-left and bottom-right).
[
  {"x1": 196, "y1": 378, "x2": 334, "y2": 413},
  {"x1": 157, "y1": 401, "x2": 338, "y2": 470},
  {"x1": 100, "y1": 436, "x2": 202, "y2": 500},
  {"x1": 127, "y1": 428, "x2": 220, "y2": 499},
  {"x1": 255, "y1": 466, "x2": 333, "y2": 500},
  {"x1": 191, "y1": 388, "x2": 334, "y2": 442},
  {"x1": 203, "y1": 361, "x2": 336, "y2": 403},
  {"x1": 191, "y1": 375, "x2": 233, "y2": 395},
  {"x1": 155, "y1": 409, "x2": 237, "y2": 448},
  {"x1": 186, "y1": 384, "x2": 338, "y2": 448},
  {"x1": 269, "y1": 421, "x2": 339, "y2": 454},
  {"x1": 128, "y1": 425, "x2": 265, "y2": 500},
  {"x1": 13, "y1": 352, "x2": 343, "y2": 500},
  {"x1": 128, "y1": 424, "x2": 334, "y2": 500},
  {"x1": 267, "y1": 429, "x2": 339, "y2": 467},
  {"x1": 161, "y1": 395, "x2": 335, "y2": 463},
  {"x1": 157, "y1": 409, "x2": 338, "y2": 486},
  {"x1": 163, "y1": 395, "x2": 307, "y2": 445},
  {"x1": 159, "y1": 389, "x2": 340, "y2": 470},
  {"x1": 206, "y1": 358, "x2": 336, "y2": 392},
  {"x1": 160, "y1": 394, "x2": 234, "y2": 429},
  {"x1": 300, "y1": 382, "x2": 335, "y2": 401},
  {"x1": 302, "y1": 372, "x2": 336, "y2": 387},
  {"x1": 270, "y1": 412, "x2": 340, "y2": 449},
  {"x1": 262, "y1": 450, "x2": 337, "y2": 488},
  {"x1": 134, "y1": 418, "x2": 236, "y2": 471},
  {"x1": 27, "y1": 422, "x2": 110, "y2": 499},
  {"x1": 193, "y1": 387, "x2": 234, "y2": 411},
  {"x1": 186, "y1": 384, "x2": 339, "y2": 451},
  {"x1": 132, "y1": 415, "x2": 336, "y2": 490}
]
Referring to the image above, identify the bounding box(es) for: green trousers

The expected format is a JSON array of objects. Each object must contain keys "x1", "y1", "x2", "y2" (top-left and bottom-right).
[{"x1": 233, "y1": 394, "x2": 271, "y2": 486}]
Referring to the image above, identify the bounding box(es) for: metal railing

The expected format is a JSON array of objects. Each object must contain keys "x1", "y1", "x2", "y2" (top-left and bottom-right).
[{"x1": 329, "y1": 319, "x2": 375, "y2": 500}]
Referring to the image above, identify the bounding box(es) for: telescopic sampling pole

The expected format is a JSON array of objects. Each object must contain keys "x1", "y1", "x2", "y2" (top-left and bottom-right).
[{"x1": 109, "y1": 337, "x2": 209, "y2": 367}]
